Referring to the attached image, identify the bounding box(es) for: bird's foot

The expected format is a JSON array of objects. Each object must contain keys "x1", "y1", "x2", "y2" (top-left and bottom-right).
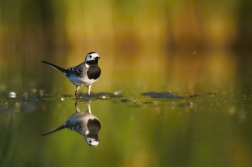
[
  {"x1": 75, "y1": 91, "x2": 78, "y2": 99},
  {"x1": 75, "y1": 101, "x2": 80, "y2": 112},
  {"x1": 75, "y1": 100, "x2": 78, "y2": 108}
]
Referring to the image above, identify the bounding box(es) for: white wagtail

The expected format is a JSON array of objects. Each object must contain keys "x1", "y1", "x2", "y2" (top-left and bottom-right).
[
  {"x1": 41, "y1": 101, "x2": 101, "y2": 146},
  {"x1": 41, "y1": 52, "x2": 101, "y2": 98}
]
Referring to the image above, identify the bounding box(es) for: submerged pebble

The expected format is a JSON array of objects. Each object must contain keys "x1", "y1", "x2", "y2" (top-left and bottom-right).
[
  {"x1": 114, "y1": 91, "x2": 121, "y2": 96},
  {"x1": 9, "y1": 92, "x2": 16, "y2": 98}
]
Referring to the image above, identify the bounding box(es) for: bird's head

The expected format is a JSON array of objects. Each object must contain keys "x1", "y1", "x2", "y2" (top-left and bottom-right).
[
  {"x1": 85, "y1": 136, "x2": 100, "y2": 146},
  {"x1": 85, "y1": 52, "x2": 100, "y2": 64}
]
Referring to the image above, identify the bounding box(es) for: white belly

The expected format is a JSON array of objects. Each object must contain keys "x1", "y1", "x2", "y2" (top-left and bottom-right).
[{"x1": 68, "y1": 75, "x2": 97, "y2": 87}]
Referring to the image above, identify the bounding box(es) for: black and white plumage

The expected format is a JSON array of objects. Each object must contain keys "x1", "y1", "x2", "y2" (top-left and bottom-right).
[
  {"x1": 41, "y1": 102, "x2": 101, "y2": 146},
  {"x1": 41, "y1": 52, "x2": 101, "y2": 98}
]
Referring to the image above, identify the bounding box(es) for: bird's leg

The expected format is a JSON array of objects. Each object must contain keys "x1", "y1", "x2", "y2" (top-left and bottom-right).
[
  {"x1": 87, "y1": 99, "x2": 91, "y2": 113},
  {"x1": 75, "y1": 100, "x2": 80, "y2": 113},
  {"x1": 75, "y1": 86, "x2": 80, "y2": 99},
  {"x1": 75, "y1": 99, "x2": 78, "y2": 109},
  {"x1": 87, "y1": 85, "x2": 92, "y2": 98}
]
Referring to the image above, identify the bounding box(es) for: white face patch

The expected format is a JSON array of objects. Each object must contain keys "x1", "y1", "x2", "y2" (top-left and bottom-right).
[
  {"x1": 86, "y1": 137, "x2": 99, "y2": 146},
  {"x1": 85, "y1": 52, "x2": 100, "y2": 62},
  {"x1": 90, "y1": 140, "x2": 99, "y2": 146}
]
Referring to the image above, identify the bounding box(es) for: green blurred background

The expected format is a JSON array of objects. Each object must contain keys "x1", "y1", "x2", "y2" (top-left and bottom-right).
[
  {"x1": 0, "y1": 0, "x2": 252, "y2": 95},
  {"x1": 1, "y1": 0, "x2": 252, "y2": 167}
]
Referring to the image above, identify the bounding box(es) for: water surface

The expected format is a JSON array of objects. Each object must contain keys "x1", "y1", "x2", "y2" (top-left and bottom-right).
[{"x1": 1, "y1": 59, "x2": 252, "y2": 167}]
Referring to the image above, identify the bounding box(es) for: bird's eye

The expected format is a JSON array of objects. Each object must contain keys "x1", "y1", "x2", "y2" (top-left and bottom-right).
[{"x1": 89, "y1": 55, "x2": 92, "y2": 58}]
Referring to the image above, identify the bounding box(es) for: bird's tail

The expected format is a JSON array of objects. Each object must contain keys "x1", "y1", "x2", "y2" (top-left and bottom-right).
[
  {"x1": 41, "y1": 125, "x2": 65, "y2": 136},
  {"x1": 41, "y1": 61, "x2": 66, "y2": 73}
]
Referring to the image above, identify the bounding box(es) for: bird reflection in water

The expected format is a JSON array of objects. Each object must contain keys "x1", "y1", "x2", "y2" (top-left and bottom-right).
[{"x1": 41, "y1": 100, "x2": 101, "y2": 146}]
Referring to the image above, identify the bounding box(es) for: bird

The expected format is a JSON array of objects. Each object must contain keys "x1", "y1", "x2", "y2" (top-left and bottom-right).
[
  {"x1": 41, "y1": 101, "x2": 101, "y2": 146},
  {"x1": 41, "y1": 52, "x2": 101, "y2": 98}
]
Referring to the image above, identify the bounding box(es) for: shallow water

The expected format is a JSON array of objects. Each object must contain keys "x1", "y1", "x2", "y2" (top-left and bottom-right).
[
  {"x1": 1, "y1": 50, "x2": 252, "y2": 167},
  {"x1": 1, "y1": 89, "x2": 252, "y2": 166}
]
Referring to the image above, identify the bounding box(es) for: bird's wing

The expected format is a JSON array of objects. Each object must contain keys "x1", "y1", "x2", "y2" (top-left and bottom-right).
[
  {"x1": 68, "y1": 121, "x2": 84, "y2": 132},
  {"x1": 68, "y1": 64, "x2": 84, "y2": 76}
]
